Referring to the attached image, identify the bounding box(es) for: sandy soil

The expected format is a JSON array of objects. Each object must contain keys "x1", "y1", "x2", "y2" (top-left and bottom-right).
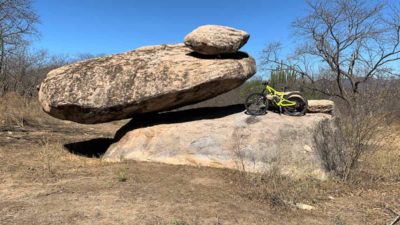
[{"x1": 0, "y1": 120, "x2": 399, "y2": 225}]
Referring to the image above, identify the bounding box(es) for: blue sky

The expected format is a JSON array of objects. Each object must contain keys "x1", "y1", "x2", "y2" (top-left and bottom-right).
[{"x1": 32, "y1": 0, "x2": 308, "y2": 63}]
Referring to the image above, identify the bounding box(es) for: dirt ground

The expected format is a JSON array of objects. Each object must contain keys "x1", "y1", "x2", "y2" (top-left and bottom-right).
[{"x1": 0, "y1": 119, "x2": 399, "y2": 225}]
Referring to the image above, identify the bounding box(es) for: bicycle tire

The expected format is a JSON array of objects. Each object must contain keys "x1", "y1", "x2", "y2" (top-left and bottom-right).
[
  {"x1": 283, "y1": 93, "x2": 308, "y2": 116},
  {"x1": 245, "y1": 93, "x2": 269, "y2": 115}
]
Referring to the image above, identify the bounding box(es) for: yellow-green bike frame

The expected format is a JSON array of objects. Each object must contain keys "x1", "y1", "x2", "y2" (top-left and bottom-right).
[{"x1": 264, "y1": 84, "x2": 297, "y2": 107}]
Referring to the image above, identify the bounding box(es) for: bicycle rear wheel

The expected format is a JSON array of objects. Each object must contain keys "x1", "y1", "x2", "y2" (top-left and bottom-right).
[{"x1": 283, "y1": 93, "x2": 308, "y2": 116}]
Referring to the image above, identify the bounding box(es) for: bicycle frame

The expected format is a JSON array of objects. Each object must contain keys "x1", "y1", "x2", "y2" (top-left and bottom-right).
[{"x1": 263, "y1": 85, "x2": 297, "y2": 107}]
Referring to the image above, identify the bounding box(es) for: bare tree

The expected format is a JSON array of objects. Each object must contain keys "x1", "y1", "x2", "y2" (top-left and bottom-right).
[
  {"x1": 0, "y1": 0, "x2": 38, "y2": 85},
  {"x1": 259, "y1": 0, "x2": 400, "y2": 180},
  {"x1": 260, "y1": 0, "x2": 400, "y2": 103}
]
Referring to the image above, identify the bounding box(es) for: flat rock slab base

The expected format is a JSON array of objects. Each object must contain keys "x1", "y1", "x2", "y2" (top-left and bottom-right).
[{"x1": 103, "y1": 106, "x2": 333, "y2": 180}]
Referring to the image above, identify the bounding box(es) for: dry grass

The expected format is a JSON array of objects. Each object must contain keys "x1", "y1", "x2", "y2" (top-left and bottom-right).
[
  {"x1": 37, "y1": 138, "x2": 96, "y2": 177},
  {"x1": 354, "y1": 122, "x2": 400, "y2": 182},
  {"x1": 114, "y1": 166, "x2": 128, "y2": 182},
  {"x1": 232, "y1": 168, "x2": 340, "y2": 211},
  {"x1": 0, "y1": 92, "x2": 51, "y2": 129}
]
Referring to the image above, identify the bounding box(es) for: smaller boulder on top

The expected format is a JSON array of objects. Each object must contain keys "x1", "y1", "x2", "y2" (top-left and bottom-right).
[
  {"x1": 184, "y1": 25, "x2": 250, "y2": 55},
  {"x1": 308, "y1": 100, "x2": 334, "y2": 114}
]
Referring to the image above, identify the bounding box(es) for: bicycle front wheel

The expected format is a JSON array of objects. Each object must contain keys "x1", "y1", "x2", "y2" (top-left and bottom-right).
[{"x1": 245, "y1": 93, "x2": 268, "y2": 115}]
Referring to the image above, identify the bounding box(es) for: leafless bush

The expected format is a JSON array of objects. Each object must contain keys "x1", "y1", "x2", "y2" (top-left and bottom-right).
[
  {"x1": 38, "y1": 137, "x2": 59, "y2": 176},
  {"x1": 314, "y1": 79, "x2": 400, "y2": 180}
]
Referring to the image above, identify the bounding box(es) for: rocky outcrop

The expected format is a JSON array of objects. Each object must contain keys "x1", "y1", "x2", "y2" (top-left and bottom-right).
[
  {"x1": 184, "y1": 25, "x2": 249, "y2": 55},
  {"x1": 308, "y1": 100, "x2": 334, "y2": 113},
  {"x1": 103, "y1": 106, "x2": 333, "y2": 180},
  {"x1": 39, "y1": 44, "x2": 256, "y2": 124}
]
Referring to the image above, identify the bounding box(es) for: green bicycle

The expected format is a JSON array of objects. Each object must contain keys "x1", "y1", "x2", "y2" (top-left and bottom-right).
[{"x1": 245, "y1": 81, "x2": 308, "y2": 116}]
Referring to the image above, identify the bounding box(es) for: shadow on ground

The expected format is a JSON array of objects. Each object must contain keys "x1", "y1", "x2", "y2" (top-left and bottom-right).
[{"x1": 64, "y1": 138, "x2": 115, "y2": 158}]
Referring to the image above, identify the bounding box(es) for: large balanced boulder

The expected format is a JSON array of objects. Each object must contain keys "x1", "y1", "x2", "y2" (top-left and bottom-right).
[
  {"x1": 184, "y1": 25, "x2": 250, "y2": 55},
  {"x1": 39, "y1": 44, "x2": 256, "y2": 124},
  {"x1": 103, "y1": 106, "x2": 333, "y2": 180}
]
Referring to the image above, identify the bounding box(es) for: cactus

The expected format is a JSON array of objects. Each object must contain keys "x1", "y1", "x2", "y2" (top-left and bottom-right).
[{"x1": 270, "y1": 62, "x2": 298, "y2": 91}]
